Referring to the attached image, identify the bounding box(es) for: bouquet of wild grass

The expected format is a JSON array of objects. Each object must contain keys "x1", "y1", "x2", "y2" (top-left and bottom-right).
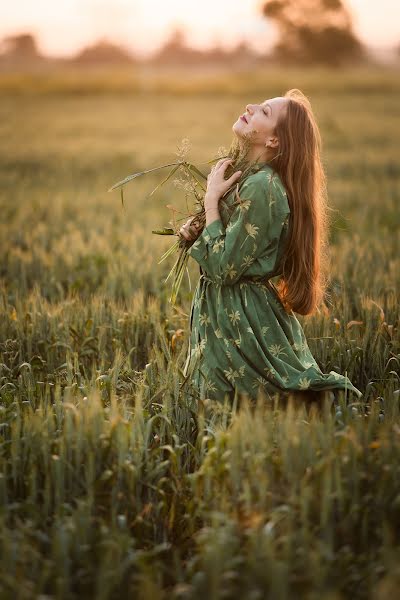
[{"x1": 108, "y1": 134, "x2": 264, "y2": 304}]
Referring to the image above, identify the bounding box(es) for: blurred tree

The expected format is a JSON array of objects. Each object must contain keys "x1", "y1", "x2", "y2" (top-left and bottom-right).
[
  {"x1": 149, "y1": 26, "x2": 261, "y2": 67},
  {"x1": 1, "y1": 33, "x2": 42, "y2": 61},
  {"x1": 150, "y1": 26, "x2": 204, "y2": 65},
  {"x1": 261, "y1": 0, "x2": 365, "y2": 65},
  {"x1": 72, "y1": 38, "x2": 136, "y2": 64}
]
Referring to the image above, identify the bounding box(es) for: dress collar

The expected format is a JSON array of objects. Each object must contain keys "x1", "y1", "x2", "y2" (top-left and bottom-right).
[{"x1": 253, "y1": 161, "x2": 273, "y2": 171}]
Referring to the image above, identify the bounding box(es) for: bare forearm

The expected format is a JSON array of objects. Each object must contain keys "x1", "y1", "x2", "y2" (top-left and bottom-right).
[{"x1": 204, "y1": 193, "x2": 221, "y2": 227}]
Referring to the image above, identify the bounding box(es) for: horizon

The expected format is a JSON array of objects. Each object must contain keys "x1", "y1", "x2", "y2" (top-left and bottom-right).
[{"x1": 0, "y1": 0, "x2": 399, "y2": 59}]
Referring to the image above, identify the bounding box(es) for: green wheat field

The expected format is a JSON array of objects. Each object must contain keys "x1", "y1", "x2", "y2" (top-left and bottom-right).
[{"x1": 1, "y1": 66, "x2": 400, "y2": 599}]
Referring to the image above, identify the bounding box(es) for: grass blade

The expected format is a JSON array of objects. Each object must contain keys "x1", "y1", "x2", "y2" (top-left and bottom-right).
[
  {"x1": 186, "y1": 163, "x2": 207, "y2": 180},
  {"x1": 185, "y1": 164, "x2": 207, "y2": 192},
  {"x1": 158, "y1": 239, "x2": 180, "y2": 264},
  {"x1": 107, "y1": 162, "x2": 179, "y2": 192},
  {"x1": 147, "y1": 164, "x2": 180, "y2": 198},
  {"x1": 152, "y1": 228, "x2": 175, "y2": 235}
]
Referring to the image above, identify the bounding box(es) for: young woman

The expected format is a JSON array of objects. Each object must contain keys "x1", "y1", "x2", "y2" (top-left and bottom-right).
[{"x1": 180, "y1": 89, "x2": 363, "y2": 404}]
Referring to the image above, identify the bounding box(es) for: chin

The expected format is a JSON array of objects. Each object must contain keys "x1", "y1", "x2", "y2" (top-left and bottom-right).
[{"x1": 232, "y1": 122, "x2": 244, "y2": 138}]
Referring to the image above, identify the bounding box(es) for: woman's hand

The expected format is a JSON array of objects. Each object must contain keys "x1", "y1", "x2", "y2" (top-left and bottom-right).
[
  {"x1": 179, "y1": 217, "x2": 202, "y2": 241},
  {"x1": 205, "y1": 158, "x2": 242, "y2": 207}
]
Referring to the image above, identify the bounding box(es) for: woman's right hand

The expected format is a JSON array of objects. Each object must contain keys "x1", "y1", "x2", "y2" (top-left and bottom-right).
[{"x1": 179, "y1": 217, "x2": 202, "y2": 241}]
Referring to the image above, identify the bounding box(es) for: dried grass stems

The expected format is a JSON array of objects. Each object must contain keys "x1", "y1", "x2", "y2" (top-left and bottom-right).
[{"x1": 109, "y1": 133, "x2": 267, "y2": 304}]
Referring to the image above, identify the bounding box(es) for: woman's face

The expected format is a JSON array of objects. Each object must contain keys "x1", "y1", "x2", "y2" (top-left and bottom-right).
[{"x1": 232, "y1": 96, "x2": 288, "y2": 151}]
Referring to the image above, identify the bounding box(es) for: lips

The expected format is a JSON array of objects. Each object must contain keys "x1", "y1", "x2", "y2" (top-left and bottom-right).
[{"x1": 240, "y1": 115, "x2": 248, "y2": 123}]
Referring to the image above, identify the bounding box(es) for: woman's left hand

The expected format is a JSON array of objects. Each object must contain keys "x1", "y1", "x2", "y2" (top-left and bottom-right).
[{"x1": 205, "y1": 159, "x2": 242, "y2": 207}]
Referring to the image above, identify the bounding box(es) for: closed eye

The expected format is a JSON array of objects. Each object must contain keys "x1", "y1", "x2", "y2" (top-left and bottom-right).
[{"x1": 262, "y1": 104, "x2": 271, "y2": 116}]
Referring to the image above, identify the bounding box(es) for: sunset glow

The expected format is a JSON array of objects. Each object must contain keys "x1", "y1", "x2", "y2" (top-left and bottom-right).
[{"x1": 0, "y1": 0, "x2": 399, "y2": 58}]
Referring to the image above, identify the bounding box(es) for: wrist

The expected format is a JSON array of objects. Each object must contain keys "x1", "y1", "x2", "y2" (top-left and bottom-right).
[
  {"x1": 204, "y1": 192, "x2": 220, "y2": 210},
  {"x1": 205, "y1": 206, "x2": 221, "y2": 227}
]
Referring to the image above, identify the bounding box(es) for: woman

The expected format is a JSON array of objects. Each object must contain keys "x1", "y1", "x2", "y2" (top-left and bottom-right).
[{"x1": 179, "y1": 89, "x2": 363, "y2": 404}]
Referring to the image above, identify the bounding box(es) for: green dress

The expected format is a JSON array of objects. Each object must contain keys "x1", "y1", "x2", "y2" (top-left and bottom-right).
[{"x1": 183, "y1": 163, "x2": 363, "y2": 402}]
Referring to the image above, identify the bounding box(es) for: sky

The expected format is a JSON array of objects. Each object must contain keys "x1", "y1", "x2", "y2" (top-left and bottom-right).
[{"x1": 0, "y1": 0, "x2": 399, "y2": 58}]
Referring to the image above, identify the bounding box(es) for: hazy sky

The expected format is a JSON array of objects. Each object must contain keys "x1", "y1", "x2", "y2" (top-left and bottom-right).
[{"x1": 0, "y1": 0, "x2": 399, "y2": 57}]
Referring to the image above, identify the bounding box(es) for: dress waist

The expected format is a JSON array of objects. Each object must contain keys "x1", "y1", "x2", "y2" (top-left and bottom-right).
[
  {"x1": 200, "y1": 272, "x2": 276, "y2": 290},
  {"x1": 199, "y1": 272, "x2": 292, "y2": 314}
]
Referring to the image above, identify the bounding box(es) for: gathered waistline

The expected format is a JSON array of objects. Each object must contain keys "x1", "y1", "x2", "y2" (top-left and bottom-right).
[
  {"x1": 200, "y1": 271, "x2": 294, "y2": 315},
  {"x1": 200, "y1": 272, "x2": 277, "y2": 290},
  {"x1": 199, "y1": 272, "x2": 292, "y2": 314}
]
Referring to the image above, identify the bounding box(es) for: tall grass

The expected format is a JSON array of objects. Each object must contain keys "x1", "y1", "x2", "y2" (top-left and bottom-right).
[{"x1": 0, "y1": 65, "x2": 399, "y2": 598}]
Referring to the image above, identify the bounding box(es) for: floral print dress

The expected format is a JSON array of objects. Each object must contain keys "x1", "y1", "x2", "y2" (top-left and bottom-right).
[{"x1": 183, "y1": 163, "x2": 363, "y2": 402}]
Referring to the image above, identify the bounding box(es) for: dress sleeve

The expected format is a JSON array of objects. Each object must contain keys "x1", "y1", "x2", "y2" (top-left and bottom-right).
[{"x1": 187, "y1": 170, "x2": 290, "y2": 285}]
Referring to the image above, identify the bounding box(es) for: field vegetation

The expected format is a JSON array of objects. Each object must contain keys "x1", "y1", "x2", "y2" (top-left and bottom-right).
[{"x1": 0, "y1": 66, "x2": 399, "y2": 599}]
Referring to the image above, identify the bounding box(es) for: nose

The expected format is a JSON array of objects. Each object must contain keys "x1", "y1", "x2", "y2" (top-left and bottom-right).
[{"x1": 246, "y1": 104, "x2": 254, "y2": 114}]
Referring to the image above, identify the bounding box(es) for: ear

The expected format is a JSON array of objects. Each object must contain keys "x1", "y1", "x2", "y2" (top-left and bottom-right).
[{"x1": 267, "y1": 136, "x2": 279, "y2": 149}]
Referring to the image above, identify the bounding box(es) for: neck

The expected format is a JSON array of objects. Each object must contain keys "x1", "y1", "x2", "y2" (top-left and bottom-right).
[{"x1": 239, "y1": 142, "x2": 276, "y2": 166}]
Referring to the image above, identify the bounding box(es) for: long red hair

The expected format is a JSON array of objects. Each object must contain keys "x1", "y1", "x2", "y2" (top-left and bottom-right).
[{"x1": 271, "y1": 89, "x2": 330, "y2": 316}]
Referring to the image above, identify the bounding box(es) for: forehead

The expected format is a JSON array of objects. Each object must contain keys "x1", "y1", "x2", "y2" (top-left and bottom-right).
[
  {"x1": 262, "y1": 97, "x2": 288, "y2": 115},
  {"x1": 262, "y1": 97, "x2": 287, "y2": 107}
]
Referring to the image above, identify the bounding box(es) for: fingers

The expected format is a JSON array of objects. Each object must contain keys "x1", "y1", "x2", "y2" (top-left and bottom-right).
[
  {"x1": 179, "y1": 220, "x2": 190, "y2": 239},
  {"x1": 226, "y1": 170, "x2": 242, "y2": 185},
  {"x1": 208, "y1": 159, "x2": 233, "y2": 181},
  {"x1": 212, "y1": 158, "x2": 233, "y2": 172},
  {"x1": 217, "y1": 158, "x2": 233, "y2": 169},
  {"x1": 220, "y1": 159, "x2": 235, "y2": 173},
  {"x1": 179, "y1": 225, "x2": 191, "y2": 240},
  {"x1": 179, "y1": 219, "x2": 201, "y2": 241}
]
